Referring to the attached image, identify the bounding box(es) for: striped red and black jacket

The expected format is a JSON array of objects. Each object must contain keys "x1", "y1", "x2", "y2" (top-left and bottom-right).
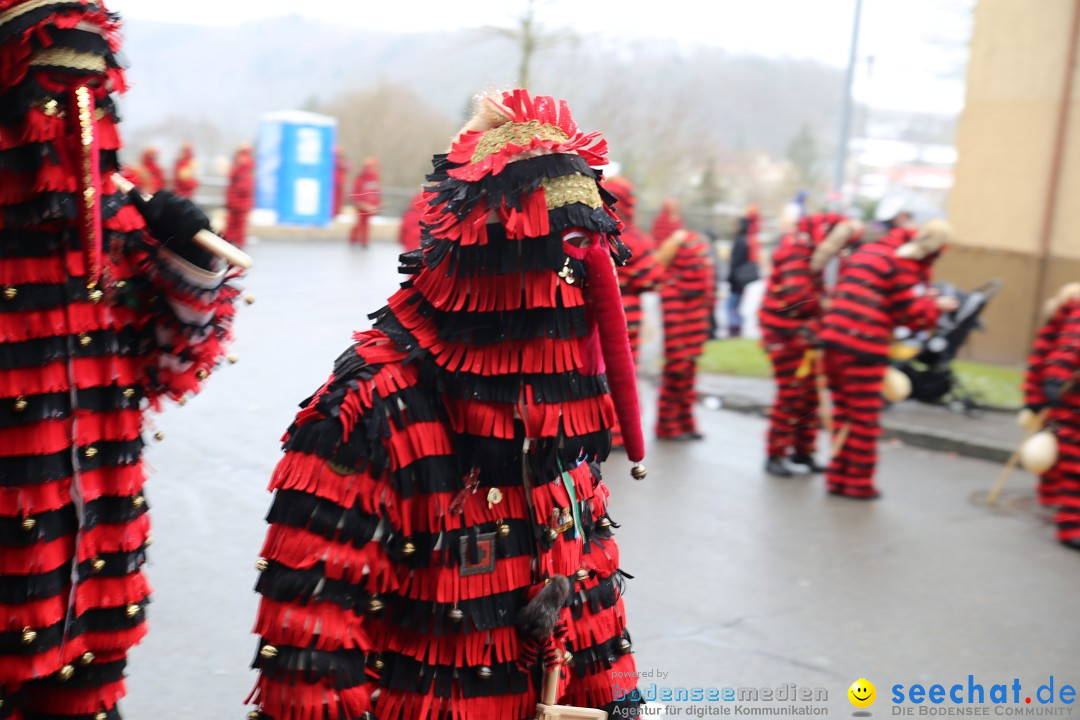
[
  {"x1": 758, "y1": 232, "x2": 821, "y2": 339},
  {"x1": 660, "y1": 233, "x2": 716, "y2": 361},
  {"x1": 818, "y1": 233, "x2": 938, "y2": 361},
  {"x1": 1023, "y1": 301, "x2": 1074, "y2": 408}
]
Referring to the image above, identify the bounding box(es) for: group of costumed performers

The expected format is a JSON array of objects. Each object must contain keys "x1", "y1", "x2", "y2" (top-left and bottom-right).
[
  {"x1": 224, "y1": 144, "x2": 255, "y2": 248},
  {"x1": 760, "y1": 210, "x2": 958, "y2": 499},
  {"x1": 1022, "y1": 283, "x2": 1080, "y2": 551},
  {"x1": 349, "y1": 157, "x2": 381, "y2": 248},
  {"x1": 816, "y1": 217, "x2": 956, "y2": 499},
  {"x1": 171, "y1": 143, "x2": 197, "y2": 199},
  {"x1": 758, "y1": 212, "x2": 859, "y2": 478},
  {"x1": 245, "y1": 89, "x2": 649, "y2": 720},
  {"x1": 0, "y1": 1, "x2": 243, "y2": 719}
]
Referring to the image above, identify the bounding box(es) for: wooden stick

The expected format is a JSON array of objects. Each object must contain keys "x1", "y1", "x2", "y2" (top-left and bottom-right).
[
  {"x1": 112, "y1": 174, "x2": 253, "y2": 269},
  {"x1": 814, "y1": 350, "x2": 835, "y2": 436},
  {"x1": 830, "y1": 421, "x2": 851, "y2": 459},
  {"x1": 542, "y1": 666, "x2": 560, "y2": 706},
  {"x1": 987, "y1": 407, "x2": 1050, "y2": 506}
]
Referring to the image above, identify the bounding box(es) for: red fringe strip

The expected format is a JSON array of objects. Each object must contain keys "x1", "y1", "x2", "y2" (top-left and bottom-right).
[
  {"x1": 410, "y1": 268, "x2": 583, "y2": 313},
  {"x1": 0, "y1": 642, "x2": 86, "y2": 685},
  {"x1": 0, "y1": 358, "x2": 141, "y2": 399},
  {"x1": 247, "y1": 676, "x2": 375, "y2": 720},
  {"x1": 497, "y1": 188, "x2": 550, "y2": 240},
  {"x1": 376, "y1": 687, "x2": 536, "y2": 720},
  {"x1": 377, "y1": 625, "x2": 521, "y2": 667},
  {"x1": 0, "y1": 304, "x2": 139, "y2": 344},
  {"x1": 564, "y1": 652, "x2": 637, "y2": 710},
  {"x1": 260, "y1": 524, "x2": 394, "y2": 592},
  {"x1": 267, "y1": 452, "x2": 381, "y2": 512},
  {"x1": 0, "y1": 251, "x2": 136, "y2": 286},
  {"x1": 0, "y1": 466, "x2": 147, "y2": 516},
  {"x1": 79, "y1": 624, "x2": 149, "y2": 654},
  {"x1": 0, "y1": 409, "x2": 141, "y2": 456},
  {"x1": 77, "y1": 513, "x2": 151, "y2": 560},
  {"x1": 75, "y1": 573, "x2": 151, "y2": 613},
  {"x1": 396, "y1": 555, "x2": 533, "y2": 604},
  {"x1": 253, "y1": 597, "x2": 374, "y2": 652}
]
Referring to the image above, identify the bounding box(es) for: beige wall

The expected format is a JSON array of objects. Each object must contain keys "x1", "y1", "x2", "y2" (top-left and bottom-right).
[{"x1": 948, "y1": 0, "x2": 1080, "y2": 363}]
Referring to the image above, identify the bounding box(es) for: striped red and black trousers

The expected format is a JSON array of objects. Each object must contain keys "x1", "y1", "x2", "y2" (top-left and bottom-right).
[
  {"x1": 610, "y1": 294, "x2": 645, "y2": 449},
  {"x1": 1052, "y1": 418, "x2": 1080, "y2": 542},
  {"x1": 763, "y1": 333, "x2": 819, "y2": 459},
  {"x1": 656, "y1": 358, "x2": 698, "y2": 438},
  {"x1": 3, "y1": 653, "x2": 128, "y2": 720},
  {"x1": 824, "y1": 349, "x2": 887, "y2": 498}
]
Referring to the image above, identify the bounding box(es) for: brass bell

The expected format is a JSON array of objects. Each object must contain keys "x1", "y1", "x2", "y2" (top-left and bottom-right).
[
  {"x1": 58, "y1": 664, "x2": 75, "y2": 681},
  {"x1": 115, "y1": 280, "x2": 127, "y2": 290},
  {"x1": 575, "y1": 568, "x2": 589, "y2": 582},
  {"x1": 3, "y1": 286, "x2": 16, "y2": 300},
  {"x1": 21, "y1": 517, "x2": 36, "y2": 531},
  {"x1": 497, "y1": 522, "x2": 510, "y2": 538},
  {"x1": 255, "y1": 558, "x2": 269, "y2": 572},
  {"x1": 80, "y1": 651, "x2": 95, "y2": 665},
  {"x1": 368, "y1": 596, "x2": 384, "y2": 613},
  {"x1": 373, "y1": 658, "x2": 385, "y2": 671},
  {"x1": 92, "y1": 558, "x2": 106, "y2": 573},
  {"x1": 401, "y1": 541, "x2": 416, "y2": 556},
  {"x1": 544, "y1": 527, "x2": 558, "y2": 542},
  {"x1": 88, "y1": 289, "x2": 104, "y2": 304},
  {"x1": 21, "y1": 627, "x2": 36, "y2": 645},
  {"x1": 195, "y1": 369, "x2": 209, "y2": 380},
  {"x1": 476, "y1": 665, "x2": 493, "y2": 680},
  {"x1": 177, "y1": 396, "x2": 187, "y2": 406},
  {"x1": 122, "y1": 388, "x2": 135, "y2": 398},
  {"x1": 94, "y1": 712, "x2": 107, "y2": 720},
  {"x1": 144, "y1": 535, "x2": 154, "y2": 547},
  {"x1": 244, "y1": 294, "x2": 256, "y2": 305},
  {"x1": 616, "y1": 637, "x2": 633, "y2": 655},
  {"x1": 630, "y1": 463, "x2": 647, "y2": 481},
  {"x1": 259, "y1": 645, "x2": 278, "y2": 659},
  {"x1": 84, "y1": 446, "x2": 98, "y2": 458},
  {"x1": 132, "y1": 495, "x2": 146, "y2": 507},
  {"x1": 79, "y1": 334, "x2": 92, "y2": 347},
  {"x1": 154, "y1": 432, "x2": 165, "y2": 441},
  {"x1": 447, "y1": 607, "x2": 464, "y2": 623},
  {"x1": 13, "y1": 396, "x2": 27, "y2": 412},
  {"x1": 125, "y1": 603, "x2": 140, "y2": 618},
  {"x1": 227, "y1": 354, "x2": 239, "y2": 364},
  {"x1": 563, "y1": 650, "x2": 573, "y2": 665},
  {"x1": 248, "y1": 712, "x2": 262, "y2": 720},
  {"x1": 598, "y1": 517, "x2": 612, "y2": 529}
]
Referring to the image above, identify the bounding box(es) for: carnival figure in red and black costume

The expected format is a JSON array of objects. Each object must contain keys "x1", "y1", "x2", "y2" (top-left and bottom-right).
[
  {"x1": 349, "y1": 157, "x2": 381, "y2": 248},
  {"x1": 397, "y1": 190, "x2": 425, "y2": 253},
  {"x1": 759, "y1": 212, "x2": 860, "y2": 477},
  {"x1": 333, "y1": 146, "x2": 349, "y2": 218},
  {"x1": 818, "y1": 221, "x2": 952, "y2": 499},
  {"x1": 656, "y1": 228, "x2": 716, "y2": 441},
  {"x1": 138, "y1": 148, "x2": 164, "y2": 194},
  {"x1": 246, "y1": 90, "x2": 649, "y2": 720},
  {"x1": 171, "y1": 143, "x2": 197, "y2": 199},
  {"x1": 224, "y1": 144, "x2": 255, "y2": 248},
  {"x1": 1022, "y1": 283, "x2": 1080, "y2": 550},
  {"x1": 650, "y1": 198, "x2": 682, "y2": 245},
  {"x1": 0, "y1": 2, "x2": 242, "y2": 718}
]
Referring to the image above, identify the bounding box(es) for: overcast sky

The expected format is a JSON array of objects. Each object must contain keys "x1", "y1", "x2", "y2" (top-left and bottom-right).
[{"x1": 109, "y1": 0, "x2": 975, "y2": 115}]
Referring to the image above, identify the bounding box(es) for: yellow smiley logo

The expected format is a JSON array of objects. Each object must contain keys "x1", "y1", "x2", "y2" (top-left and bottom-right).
[{"x1": 848, "y1": 678, "x2": 876, "y2": 708}]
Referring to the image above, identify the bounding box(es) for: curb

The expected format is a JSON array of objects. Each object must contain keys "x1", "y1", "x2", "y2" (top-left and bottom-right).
[{"x1": 698, "y1": 391, "x2": 1013, "y2": 465}]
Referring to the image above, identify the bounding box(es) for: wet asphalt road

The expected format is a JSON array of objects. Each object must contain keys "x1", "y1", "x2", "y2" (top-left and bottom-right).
[{"x1": 124, "y1": 239, "x2": 1079, "y2": 718}]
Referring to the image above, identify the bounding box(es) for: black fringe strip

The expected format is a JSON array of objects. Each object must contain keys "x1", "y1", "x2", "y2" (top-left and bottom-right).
[
  {"x1": 568, "y1": 631, "x2": 634, "y2": 678},
  {"x1": 0, "y1": 385, "x2": 142, "y2": 430},
  {"x1": 382, "y1": 518, "x2": 535, "y2": 568},
  {"x1": 403, "y1": 291, "x2": 589, "y2": 345},
  {"x1": 0, "y1": 556, "x2": 147, "y2": 604},
  {"x1": 379, "y1": 651, "x2": 530, "y2": 699},
  {"x1": 0, "y1": 438, "x2": 145, "y2": 488},
  {"x1": 0, "y1": 493, "x2": 149, "y2": 546},
  {"x1": 265, "y1": 490, "x2": 382, "y2": 548},
  {"x1": 2, "y1": 190, "x2": 128, "y2": 230},
  {"x1": 252, "y1": 641, "x2": 371, "y2": 690},
  {"x1": 255, "y1": 561, "x2": 372, "y2": 615},
  {"x1": 0, "y1": 607, "x2": 140, "y2": 656},
  {"x1": 42, "y1": 656, "x2": 127, "y2": 691}
]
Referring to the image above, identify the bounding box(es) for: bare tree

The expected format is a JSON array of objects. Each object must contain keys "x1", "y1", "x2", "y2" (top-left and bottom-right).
[{"x1": 477, "y1": 0, "x2": 575, "y2": 88}]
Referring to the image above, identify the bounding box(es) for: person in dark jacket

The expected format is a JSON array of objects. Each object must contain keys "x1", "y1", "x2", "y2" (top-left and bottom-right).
[{"x1": 725, "y1": 210, "x2": 760, "y2": 337}]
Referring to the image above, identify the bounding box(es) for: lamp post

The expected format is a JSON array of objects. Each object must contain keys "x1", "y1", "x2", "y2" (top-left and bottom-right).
[{"x1": 834, "y1": 0, "x2": 865, "y2": 204}]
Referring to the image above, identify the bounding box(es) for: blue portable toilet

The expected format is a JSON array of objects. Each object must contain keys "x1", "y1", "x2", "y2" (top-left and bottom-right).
[{"x1": 255, "y1": 111, "x2": 337, "y2": 226}]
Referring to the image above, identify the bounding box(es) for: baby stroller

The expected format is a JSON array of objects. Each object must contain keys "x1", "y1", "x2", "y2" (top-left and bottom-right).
[{"x1": 890, "y1": 279, "x2": 1003, "y2": 414}]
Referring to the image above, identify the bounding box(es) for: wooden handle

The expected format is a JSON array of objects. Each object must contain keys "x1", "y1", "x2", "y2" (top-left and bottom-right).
[
  {"x1": 112, "y1": 173, "x2": 253, "y2": 269},
  {"x1": 987, "y1": 407, "x2": 1051, "y2": 506},
  {"x1": 542, "y1": 666, "x2": 560, "y2": 706}
]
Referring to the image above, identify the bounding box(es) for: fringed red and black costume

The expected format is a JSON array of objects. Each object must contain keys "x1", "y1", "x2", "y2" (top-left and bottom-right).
[
  {"x1": 171, "y1": 144, "x2": 196, "y2": 200},
  {"x1": 818, "y1": 225, "x2": 942, "y2": 499},
  {"x1": 350, "y1": 159, "x2": 381, "y2": 248},
  {"x1": 247, "y1": 90, "x2": 647, "y2": 720},
  {"x1": 224, "y1": 146, "x2": 255, "y2": 248},
  {"x1": 1025, "y1": 287, "x2": 1080, "y2": 548},
  {"x1": 333, "y1": 148, "x2": 350, "y2": 218},
  {"x1": 656, "y1": 231, "x2": 715, "y2": 440},
  {"x1": 138, "y1": 149, "x2": 163, "y2": 194},
  {"x1": 758, "y1": 213, "x2": 852, "y2": 469},
  {"x1": 0, "y1": 2, "x2": 241, "y2": 718},
  {"x1": 1022, "y1": 287, "x2": 1080, "y2": 509},
  {"x1": 397, "y1": 191, "x2": 425, "y2": 253}
]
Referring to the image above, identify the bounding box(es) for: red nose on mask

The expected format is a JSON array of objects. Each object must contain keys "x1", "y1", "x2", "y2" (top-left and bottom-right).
[{"x1": 582, "y1": 243, "x2": 645, "y2": 466}]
